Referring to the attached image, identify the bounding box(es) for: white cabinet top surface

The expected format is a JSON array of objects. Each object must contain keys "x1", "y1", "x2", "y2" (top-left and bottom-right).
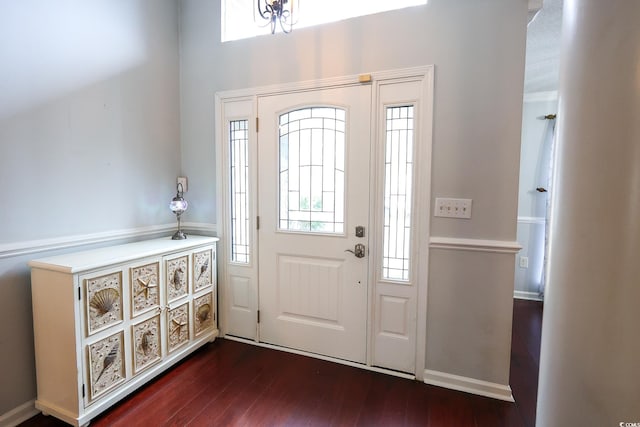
[{"x1": 29, "y1": 235, "x2": 219, "y2": 273}]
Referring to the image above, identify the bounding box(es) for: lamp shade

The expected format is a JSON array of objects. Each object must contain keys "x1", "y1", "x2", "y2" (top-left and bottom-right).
[{"x1": 169, "y1": 197, "x2": 188, "y2": 215}]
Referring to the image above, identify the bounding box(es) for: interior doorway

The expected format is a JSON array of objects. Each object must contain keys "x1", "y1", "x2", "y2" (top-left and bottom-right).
[{"x1": 515, "y1": 0, "x2": 562, "y2": 301}]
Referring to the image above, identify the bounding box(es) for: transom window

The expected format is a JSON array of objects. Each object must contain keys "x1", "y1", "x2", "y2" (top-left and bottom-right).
[
  {"x1": 279, "y1": 107, "x2": 345, "y2": 234},
  {"x1": 222, "y1": 0, "x2": 428, "y2": 42}
]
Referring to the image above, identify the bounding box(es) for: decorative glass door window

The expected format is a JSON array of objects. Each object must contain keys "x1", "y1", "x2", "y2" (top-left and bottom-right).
[
  {"x1": 230, "y1": 120, "x2": 250, "y2": 263},
  {"x1": 279, "y1": 107, "x2": 345, "y2": 234},
  {"x1": 382, "y1": 106, "x2": 414, "y2": 281}
]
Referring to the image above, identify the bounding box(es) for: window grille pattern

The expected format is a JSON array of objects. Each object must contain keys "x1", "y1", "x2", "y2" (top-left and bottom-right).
[
  {"x1": 382, "y1": 106, "x2": 414, "y2": 281},
  {"x1": 230, "y1": 120, "x2": 250, "y2": 263},
  {"x1": 279, "y1": 107, "x2": 345, "y2": 234}
]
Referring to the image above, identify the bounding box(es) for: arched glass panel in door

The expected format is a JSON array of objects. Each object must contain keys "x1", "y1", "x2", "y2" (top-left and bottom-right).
[{"x1": 279, "y1": 107, "x2": 345, "y2": 234}]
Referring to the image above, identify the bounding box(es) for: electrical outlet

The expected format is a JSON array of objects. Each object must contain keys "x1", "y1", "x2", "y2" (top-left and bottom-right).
[
  {"x1": 177, "y1": 176, "x2": 188, "y2": 192},
  {"x1": 434, "y1": 198, "x2": 472, "y2": 219},
  {"x1": 519, "y1": 256, "x2": 529, "y2": 268}
]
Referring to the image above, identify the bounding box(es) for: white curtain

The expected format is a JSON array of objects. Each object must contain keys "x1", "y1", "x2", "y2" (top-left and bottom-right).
[{"x1": 538, "y1": 115, "x2": 557, "y2": 298}]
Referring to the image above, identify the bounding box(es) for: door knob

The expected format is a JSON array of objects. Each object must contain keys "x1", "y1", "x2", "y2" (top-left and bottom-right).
[{"x1": 345, "y1": 243, "x2": 366, "y2": 258}]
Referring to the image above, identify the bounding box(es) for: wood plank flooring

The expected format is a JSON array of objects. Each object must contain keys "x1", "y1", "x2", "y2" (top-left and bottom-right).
[{"x1": 21, "y1": 299, "x2": 542, "y2": 427}]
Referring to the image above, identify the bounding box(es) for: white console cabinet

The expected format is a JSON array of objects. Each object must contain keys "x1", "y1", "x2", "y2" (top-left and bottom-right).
[{"x1": 29, "y1": 236, "x2": 219, "y2": 426}]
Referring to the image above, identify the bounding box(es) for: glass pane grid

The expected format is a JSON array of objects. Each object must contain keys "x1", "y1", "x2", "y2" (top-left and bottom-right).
[
  {"x1": 230, "y1": 120, "x2": 250, "y2": 264},
  {"x1": 279, "y1": 107, "x2": 345, "y2": 234},
  {"x1": 382, "y1": 106, "x2": 414, "y2": 281}
]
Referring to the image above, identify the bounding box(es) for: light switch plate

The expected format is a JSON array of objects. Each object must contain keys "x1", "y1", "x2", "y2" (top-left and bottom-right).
[{"x1": 434, "y1": 198, "x2": 472, "y2": 219}]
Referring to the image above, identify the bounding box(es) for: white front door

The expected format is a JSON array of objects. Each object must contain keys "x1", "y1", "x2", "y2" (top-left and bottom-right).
[{"x1": 257, "y1": 85, "x2": 371, "y2": 363}]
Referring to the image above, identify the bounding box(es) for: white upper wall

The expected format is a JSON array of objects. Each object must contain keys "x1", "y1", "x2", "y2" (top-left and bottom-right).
[
  {"x1": 0, "y1": 0, "x2": 181, "y2": 244},
  {"x1": 179, "y1": 0, "x2": 528, "y2": 241}
]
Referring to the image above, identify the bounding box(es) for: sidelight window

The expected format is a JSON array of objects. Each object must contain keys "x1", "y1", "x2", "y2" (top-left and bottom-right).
[
  {"x1": 382, "y1": 106, "x2": 414, "y2": 281},
  {"x1": 230, "y1": 119, "x2": 250, "y2": 263}
]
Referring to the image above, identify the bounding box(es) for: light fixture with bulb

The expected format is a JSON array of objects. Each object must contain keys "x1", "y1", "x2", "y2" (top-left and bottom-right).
[{"x1": 169, "y1": 182, "x2": 188, "y2": 240}]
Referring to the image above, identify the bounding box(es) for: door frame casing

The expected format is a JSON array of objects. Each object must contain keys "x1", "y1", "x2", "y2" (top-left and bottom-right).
[{"x1": 215, "y1": 66, "x2": 434, "y2": 380}]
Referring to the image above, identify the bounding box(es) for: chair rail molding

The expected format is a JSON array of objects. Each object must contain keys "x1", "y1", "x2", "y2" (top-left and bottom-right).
[
  {"x1": 523, "y1": 91, "x2": 558, "y2": 103},
  {"x1": 0, "y1": 223, "x2": 217, "y2": 260},
  {"x1": 517, "y1": 216, "x2": 546, "y2": 225},
  {"x1": 182, "y1": 222, "x2": 217, "y2": 235},
  {"x1": 429, "y1": 237, "x2": 522, "y2": 254}
]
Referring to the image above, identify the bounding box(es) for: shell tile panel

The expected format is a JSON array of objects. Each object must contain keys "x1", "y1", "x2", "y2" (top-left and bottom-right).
[
  {"x1": 86, "y1": 272, "x2": 123, "y2": 335},
  {"x1": 88, "y1": 331, "x2": 125, "y2": 400}
]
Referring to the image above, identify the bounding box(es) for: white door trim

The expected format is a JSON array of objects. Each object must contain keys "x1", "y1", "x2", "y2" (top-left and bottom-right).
[
  {"x1": 215, "y1": 65, "x2": 434, "y2": 380},
  {"x1": 367, "y1": 67, "x2": 434, "y2": 379}
]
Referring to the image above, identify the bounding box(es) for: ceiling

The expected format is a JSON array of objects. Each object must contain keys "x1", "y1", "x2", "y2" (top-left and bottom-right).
[{"x1": 524, "y1": 0, "x2": 563, "y2": 94}]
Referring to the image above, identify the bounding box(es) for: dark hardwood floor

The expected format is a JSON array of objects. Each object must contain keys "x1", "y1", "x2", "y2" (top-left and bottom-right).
[{"x1": 21, "y1": 299, "x2": 542, "y2": 427}]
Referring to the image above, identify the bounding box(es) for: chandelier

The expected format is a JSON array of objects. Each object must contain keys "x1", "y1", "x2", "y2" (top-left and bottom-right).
[{"x1": 255, "y1": 0, "x2": 298, "y2": 34}]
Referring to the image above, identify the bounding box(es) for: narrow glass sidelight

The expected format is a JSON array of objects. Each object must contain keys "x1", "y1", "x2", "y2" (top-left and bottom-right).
[
  {"x1": 382, "y1": 106, "x2": 414, "y2": 281},
  {"x1": 230, "y1": 119, "x2": 250, "y2": 263},
  {"x1": 278, "y1": 107, "x2": 345, "y2": 234}
]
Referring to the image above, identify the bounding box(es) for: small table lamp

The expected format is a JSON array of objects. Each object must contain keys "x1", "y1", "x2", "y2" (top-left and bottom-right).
[{"x1": 169, "y1": 182, "x2": 188, "y2": 240}]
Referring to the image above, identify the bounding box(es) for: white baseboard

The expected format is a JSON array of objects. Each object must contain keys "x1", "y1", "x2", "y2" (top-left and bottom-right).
[
  {"x1": 423, "y1": 369, "x2": 515, "y2": 402},
  {"x1": 514, "y1": 290, "x2": 544, "y2": 301},
  {"x1": 0, "y1": 400, "x2": 39, "y2": 427}
]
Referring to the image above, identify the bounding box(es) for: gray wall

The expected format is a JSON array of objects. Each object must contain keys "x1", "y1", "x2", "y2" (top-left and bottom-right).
[
  {"x1": 0, "y1": 0, "x2": 180, "y2": 415},
  {"x1": 180, "y1": 0, "x2": 527, "y2": 387}
]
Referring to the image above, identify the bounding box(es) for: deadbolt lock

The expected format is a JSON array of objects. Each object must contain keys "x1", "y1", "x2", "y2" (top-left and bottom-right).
[{"x1": 355, "y1": 226, "x2": 365, "y2": 238}]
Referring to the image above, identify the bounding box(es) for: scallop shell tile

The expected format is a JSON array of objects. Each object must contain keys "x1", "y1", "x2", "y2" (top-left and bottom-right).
[
  {"x1": 86, "y1": 272, "x2": 123, "y2": 335},
  {"x1": 90, "y1": 288, "x2": 120, "y2": 316}
]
